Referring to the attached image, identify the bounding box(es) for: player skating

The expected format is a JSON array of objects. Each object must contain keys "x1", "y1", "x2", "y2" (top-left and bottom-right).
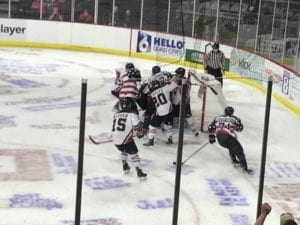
[
  {"x1": 208, "y1": 106, "x2": 253, "y2": 174},
  {"x1": 111, "y1": 98, "x2": 147, "y2": 179}
]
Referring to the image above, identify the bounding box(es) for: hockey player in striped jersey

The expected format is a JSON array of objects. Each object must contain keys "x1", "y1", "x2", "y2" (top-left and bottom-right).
[
  {"x1": 111, "y1": 63, "x2": 135, "y2": 111},
  {"x1": 208, "y1": 106, "x2": 253, "y2": 174},
  {"x1": 112, "y1": 97, "x2": 147, "y2": 179},
  {"x1": 112, "y1": 66, "x2": 141, "y2": 113}
]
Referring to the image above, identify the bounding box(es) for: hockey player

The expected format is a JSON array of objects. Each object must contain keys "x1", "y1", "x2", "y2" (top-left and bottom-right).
[
  {"x1": 113, "y1": 67, "x2": 141, "y2": 113},
  {"x1": 152, "y1": 65, "x2": 161, "y2": 75},
  {"x1": 111, "y1": 63, "x2": 137, "y2": 111},
  {"x1": 118, "y1": 67, "x2": 141, "y2": 99},
  {"x1": 112, "y1": 97, "x2": 147, "y2": 179},
  {"x1": 172, "y1": 67, "x2": 199, "y2": 136},
  {"x1": 137, "y1": 66, "x2": 163, "y2": 134},
  {"x1": 144, "y1": 75, "x2": 178, "y2": 146},
  {"x1": 208, "y1": 106, "x2": 253, "y2": 174}
]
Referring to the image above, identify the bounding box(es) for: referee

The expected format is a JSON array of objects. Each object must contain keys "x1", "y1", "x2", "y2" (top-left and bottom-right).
[{"x1": 203, "y1": 42, "x2": 225, "y2": 87}]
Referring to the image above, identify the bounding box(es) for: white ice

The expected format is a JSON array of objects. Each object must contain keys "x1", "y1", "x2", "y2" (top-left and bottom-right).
[{"x1": 0, "y1": 47, "x2": 299, "y2": 225}]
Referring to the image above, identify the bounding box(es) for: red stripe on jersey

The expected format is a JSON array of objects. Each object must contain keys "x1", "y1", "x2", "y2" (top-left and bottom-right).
[
  {"x1": 216, "y1": 129, "x2": 237, "y2": 138},
  {"x1": 134, "y1": 122, "x2": 143, "y2": 132},
  {"x1": 123, "y1": 132, "x2": 133, "y2": 144}
]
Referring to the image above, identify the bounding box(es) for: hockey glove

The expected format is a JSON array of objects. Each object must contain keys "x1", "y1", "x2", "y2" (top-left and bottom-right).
[
  {"x1": 237, "y1": 124, "x2": 243, "y2": 132},
  {"x1": 136, "y1": 129, "x2": 144, "y2": 139},
  {"x1": 208, "y1": 134, "x2": 216, "y2": 144}
]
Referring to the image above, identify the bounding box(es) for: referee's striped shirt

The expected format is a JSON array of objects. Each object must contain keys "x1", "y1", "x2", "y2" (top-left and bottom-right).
[{"x1": 203, "y1": 50, "x2": 225, "y2": 70}]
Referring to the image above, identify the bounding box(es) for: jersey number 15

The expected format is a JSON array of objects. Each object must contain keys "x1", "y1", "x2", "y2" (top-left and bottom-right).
[{"x1": 112, "y1": 118, "x2": 127, "y2": 131}]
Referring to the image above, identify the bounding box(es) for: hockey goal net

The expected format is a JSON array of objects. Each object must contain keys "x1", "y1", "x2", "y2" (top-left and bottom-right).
[{"x1": 188, "y1": 70, "x2": 227, "y2": 133}]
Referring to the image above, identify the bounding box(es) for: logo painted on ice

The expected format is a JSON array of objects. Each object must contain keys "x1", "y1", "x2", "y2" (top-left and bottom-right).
[
  {"x1": 230, "y1": 214, "x2": 251, "y2": 225},
  {"x1": 207, "y1": 178, "x2": 249, "y2": 206},
  {"x1": 0, "y1": 58, "x2": 62, "y2": 74},
  {"x1": 6, "y1": 78, "x2": 47, "y2": 88},
  {"x1": 51, "y1": 153, "x2": 77, "y2": 175},
  {"x1": 9, "y1": 193, "x2": 63, "y2": 210},
  {"x1": 84, "y1": 177, "x2": 130, "y2": 190},
  {"x1": 137, "y1": 31, "x2": 152, "y2": 52},
  {"x1": 137, "y1": 198, "x2": 173, "y2": 209},
  {"x1": 0, "y1": 115, "x2": 16, "y2": 128}
]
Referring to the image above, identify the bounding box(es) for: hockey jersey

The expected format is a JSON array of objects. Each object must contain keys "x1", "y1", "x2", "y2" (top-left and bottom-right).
[
  {"x1": 118, "y1": 74, "x2": 139, "y2": 99},
  {"x1": 208, "y1": 114, "x2": 243, "y2": 138},
  {"x1": 112, "y1": 112, "x2": 143, "y2": 145},
  {"x1": 172, "y1": 77, "x2": 191, "y2": 105},
  {"x1": 150, "y1": 81, "x2": 177, "y2": 116}
]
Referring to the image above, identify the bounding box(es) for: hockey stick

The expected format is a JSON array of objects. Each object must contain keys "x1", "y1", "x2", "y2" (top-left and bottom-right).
[
  {"x1": 173, "y1": 141, "x2": 210, "y2": 165},
  {"x1": 190, "y1": 71, "x2": 219, "y2": 95},
  {"x1": 88, "y1": 135, "x2": 112, "y2": 145}
]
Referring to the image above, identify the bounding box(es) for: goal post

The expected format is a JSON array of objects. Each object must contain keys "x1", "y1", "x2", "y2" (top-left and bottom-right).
[{"x1": 188, "y1": 70, "x2": 228, "y2": 133}]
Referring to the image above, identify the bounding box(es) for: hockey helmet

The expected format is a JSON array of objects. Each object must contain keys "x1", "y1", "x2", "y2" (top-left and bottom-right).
[
  {"x1": 128, "y1": 68, "x2": 141, "y2": 81},
  {"x1": 119, "y1": 98, "x2": 133, "y2": 112},
  {"x1": 175, "y1": 67, "x2": 186, "y2": 78},
  {"x1": 152, "y1": 66, "x2": 161, "y2": 75},
  {"x1": 212, "y1": 42, "x2": 219, "y2": 49},
  {"x1": 150, "y1": 79, "x2": 161, "y2": 90},
  {"x1": 224, "y1": 106, "x2": 234, "y2": 116},
  {"x1": 125, "y1": 62, "x2": 135, "y2": 71},
  {"x1": 163, "y1": 71, "x2": 173, "y2": 79}
]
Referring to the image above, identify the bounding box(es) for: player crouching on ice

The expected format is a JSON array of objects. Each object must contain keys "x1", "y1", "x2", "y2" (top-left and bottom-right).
[
  {"x1": 112, "y1": 98, "x2": 147, "y2": 179},
  {"x1": 208, "y1": 106, "x2": 253, "y2": 174}
]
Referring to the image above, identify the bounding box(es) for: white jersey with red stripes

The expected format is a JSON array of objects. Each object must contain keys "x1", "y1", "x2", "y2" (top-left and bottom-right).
[
  {"x1": 118, "y1": 74, "x2": 139, "y2": 99},
  {"x1": 112, "y1": 112, "x2": 142, "y2": 145},
  {"x1": 150, "y1": 81, "x2": 177, "y2": 116}
]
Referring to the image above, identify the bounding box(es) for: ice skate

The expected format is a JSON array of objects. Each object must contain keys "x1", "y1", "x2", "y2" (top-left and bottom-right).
[
  {"x1": 192, "y1": 128, "x2": 199, "y2": 137},
  {"x1": 122, "y1": 160, "x2": 130, "y2": 174},
  {"x1": 143, "y1": 138, "x2": 154, "y2": 146},
  {"x1": 243, "y1": 168, "x2": 254, "y2": 175},
  {"x1": 166, "y1": 136, "x2": 173, "y2": 145},
  {"x1": 232, "y1": 161, "x2": 240, "y2": 168},
  {"x1": 136, "y1": 167, "x2": 147, "y2": 180},
  {"x1": 231, "y1": 159, "x2": 240, "y2": 168}
]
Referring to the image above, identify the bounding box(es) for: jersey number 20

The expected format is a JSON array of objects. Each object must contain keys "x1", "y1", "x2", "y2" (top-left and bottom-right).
[{"x1": 153, "y1": 93, "x2": 167, "y2": 108}]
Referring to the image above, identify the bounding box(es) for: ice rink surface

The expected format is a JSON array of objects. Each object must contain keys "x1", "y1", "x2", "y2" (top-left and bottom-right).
[{"x1": 0, "y1": 47, "x2": 299, "y2": 225}]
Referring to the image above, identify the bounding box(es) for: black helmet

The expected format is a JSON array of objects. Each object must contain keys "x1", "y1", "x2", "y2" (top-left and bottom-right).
[
  {"x1": 152, "y1": 66, "x2": 161, "y2": 75},
  {"x1": 175, "y1": 67, "x2": 185, "y2": 78},
  {"x1": 212, "y1": 42, "x2": 219, "y2": 49},
  {"x1": 224, "y1": 106, "x2": 234, "y2": 116},
  {"x1": 125, "y1": 62, "x2": 135, "y2": 71},
  {"x1": 119, "y1": 98, "x2": 134, "y2": 112},
  {"x1": 150, "y1": 79, "x2": 161, "y2": 90},
  {"x1": 128, "y1": 68, "x2": 141, "y2": 81}
]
